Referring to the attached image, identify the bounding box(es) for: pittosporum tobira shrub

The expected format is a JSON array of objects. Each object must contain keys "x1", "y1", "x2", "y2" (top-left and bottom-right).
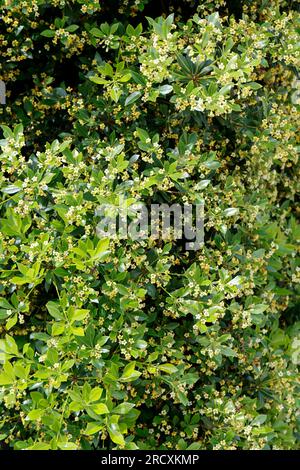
[{"x1": 0, "y1": 0, "x2": 299, "y2": 450}]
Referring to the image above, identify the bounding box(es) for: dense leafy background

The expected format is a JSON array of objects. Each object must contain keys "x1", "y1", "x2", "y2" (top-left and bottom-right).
[{"x1": 0, "y1": 0, "x2": 299, "y2": 450}]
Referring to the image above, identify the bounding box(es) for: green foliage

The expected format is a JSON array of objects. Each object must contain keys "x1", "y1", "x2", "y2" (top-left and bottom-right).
[{"x1": 0, "y1": 0, "x2": 299, "y2": 451}]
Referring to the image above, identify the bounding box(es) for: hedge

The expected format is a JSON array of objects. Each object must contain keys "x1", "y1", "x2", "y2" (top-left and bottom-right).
[{"x1": 0, "y1": 0, "x2": 299, "y2": 450}]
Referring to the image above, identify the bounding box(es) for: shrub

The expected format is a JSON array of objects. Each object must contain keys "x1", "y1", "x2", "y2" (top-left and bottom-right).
[{"x1": 0, "y1": 0, "x2": 299, "y2": 450}]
